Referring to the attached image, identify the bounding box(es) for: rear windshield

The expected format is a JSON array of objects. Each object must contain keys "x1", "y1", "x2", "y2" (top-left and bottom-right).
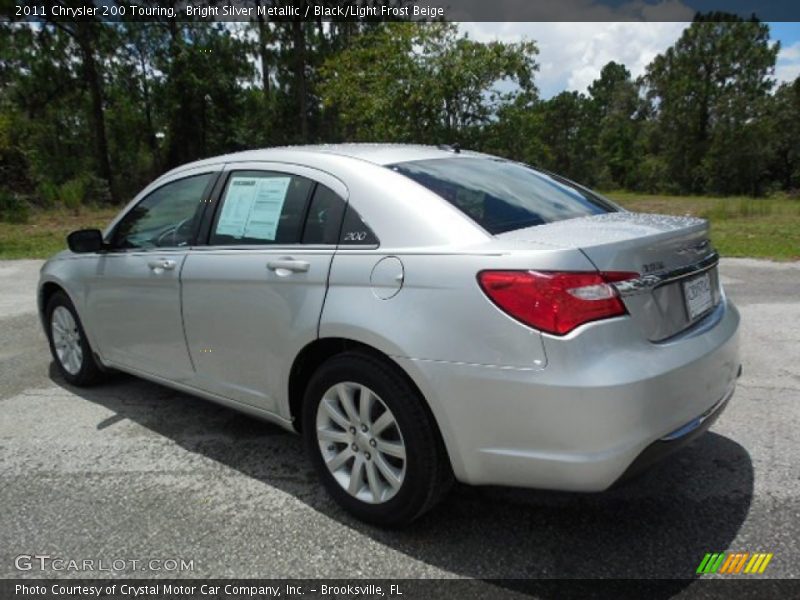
[{"x1": 390, "y1": 157, "x2": 616, "y2": 234}]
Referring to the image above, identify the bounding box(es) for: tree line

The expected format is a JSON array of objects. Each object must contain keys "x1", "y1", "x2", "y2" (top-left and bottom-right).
[{"x1": 1, "y1": 12, "x2": 799, "y2": 218}]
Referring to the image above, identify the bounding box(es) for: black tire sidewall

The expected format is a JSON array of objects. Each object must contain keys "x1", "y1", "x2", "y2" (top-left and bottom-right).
[{"x1": 302, "y1": 352, "x2": 439, "y2": 525}]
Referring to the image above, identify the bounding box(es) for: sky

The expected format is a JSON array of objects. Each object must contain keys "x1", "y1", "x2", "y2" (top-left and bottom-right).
[{"x1": 460, "y1": 22, "x2": 800, "y2": 99}]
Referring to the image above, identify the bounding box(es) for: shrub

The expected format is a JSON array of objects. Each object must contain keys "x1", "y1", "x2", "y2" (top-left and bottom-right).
[
  {"x1": 37, "y1": 174, "x2": 112, "y2": 210},
  {"x1": 0, "y1": 190, "x2": 31, "y2": 223},
  {"x1": 59, "y1": 177, "x2": 87, "y2": 213},
  {"x1": 82, "y1": 174, "x2": 113, "y2": 205},
  {"x1": 37, "y1": 181, "x2": 60, "y2": 208}
]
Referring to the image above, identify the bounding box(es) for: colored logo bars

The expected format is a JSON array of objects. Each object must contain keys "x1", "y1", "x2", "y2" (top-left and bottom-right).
[{"x1": 697, "y1": 552, "x2": 773, "y2": 574}]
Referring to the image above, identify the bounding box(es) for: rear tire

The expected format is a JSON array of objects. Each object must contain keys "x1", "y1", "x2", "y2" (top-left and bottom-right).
[
  {"x1": 303, "y1": 351, "x2": 452, "y2": 526},
  {"x1": 45, "y1": 291, "x2": 104, "y2": 387}
]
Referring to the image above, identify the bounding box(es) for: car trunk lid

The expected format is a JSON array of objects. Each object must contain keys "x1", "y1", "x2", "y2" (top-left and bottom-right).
[{"x1": 495, "y1": 212, "x2": 722, "y2": 341}]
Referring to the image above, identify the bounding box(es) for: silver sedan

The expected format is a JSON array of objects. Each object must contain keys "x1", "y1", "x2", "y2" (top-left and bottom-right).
[{"x1": 38, "y1": 144, "x2": 740, "y2": 525}]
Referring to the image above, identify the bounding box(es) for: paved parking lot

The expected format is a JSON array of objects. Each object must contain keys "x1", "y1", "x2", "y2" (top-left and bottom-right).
[{"x1": 0, "y1": 258, "x2": 798, "y2": 590}]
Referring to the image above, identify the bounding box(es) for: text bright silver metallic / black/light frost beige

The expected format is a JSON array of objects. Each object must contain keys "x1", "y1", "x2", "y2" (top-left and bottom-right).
[{"x1": 38, "y1": 144, "x2": 741, "y2": 525}]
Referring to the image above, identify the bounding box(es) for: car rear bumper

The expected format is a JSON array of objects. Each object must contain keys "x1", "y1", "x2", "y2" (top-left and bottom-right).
[
  {"x1": 612, "y1": 376, "x2": 735, "y2": 487},
  {"x1": 395, "y1": 297, "x2": 740, "y2": 491}
]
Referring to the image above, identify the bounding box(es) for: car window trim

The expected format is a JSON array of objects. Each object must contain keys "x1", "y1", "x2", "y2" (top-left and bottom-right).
[
  {"x1": 297, "y1": 181, "x2": 319, "y2": 244},
  {"x1": 182, "y1": 244, "x2": 343, "y2": 253},
  {"x1": 195, "y1": 165, "x2": 230, "y2": 246}
]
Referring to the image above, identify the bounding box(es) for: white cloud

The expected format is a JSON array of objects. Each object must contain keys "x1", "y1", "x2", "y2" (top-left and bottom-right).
[
  {"x1": 460, "y1": 22, "x2": 688, "y2": 98},
  {"x1": 781, "y1": 42, "x2": 800, "y2": 61},
  {"x1": 775, "y1": 41, "x2": 800, "y2": 85}
]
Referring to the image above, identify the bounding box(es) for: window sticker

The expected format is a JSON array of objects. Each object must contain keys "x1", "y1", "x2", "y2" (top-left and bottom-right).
[
  {"x1": 215, "y1": 177, "x2": 257, "y2": 238},
  {"x1": 215, "y1": 175, "x2": 291, "y2": 241}
]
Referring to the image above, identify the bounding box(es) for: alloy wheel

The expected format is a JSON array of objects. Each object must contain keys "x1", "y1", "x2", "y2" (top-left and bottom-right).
[
  {"x1": 316, "y1": 382, "x2": 407, "y2": 504},
  {"x1": 51, "y1": 306, "x2": 83, "y2": 375}
]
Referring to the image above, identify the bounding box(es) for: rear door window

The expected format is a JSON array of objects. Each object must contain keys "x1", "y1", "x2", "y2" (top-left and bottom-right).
[
  {"x1": 210, "y1": 171, "x2": 314, "y2": 245},
  {"x1": 390, "y1": 157, "x2": 616, "y2": 234}
]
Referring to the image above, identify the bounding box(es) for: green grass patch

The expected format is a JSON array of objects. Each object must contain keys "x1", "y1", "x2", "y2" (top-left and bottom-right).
[
  {"x1": 0, "y1": 206, "x2": 119, "y2": 259},
  {"x1": 606, "y1": 192, "x2": 800, "y2": 261}
]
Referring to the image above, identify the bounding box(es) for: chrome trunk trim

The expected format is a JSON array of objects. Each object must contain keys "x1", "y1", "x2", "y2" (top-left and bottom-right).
[{"x1": 612, "y1": 252, "x2": 720, "y2": 297}]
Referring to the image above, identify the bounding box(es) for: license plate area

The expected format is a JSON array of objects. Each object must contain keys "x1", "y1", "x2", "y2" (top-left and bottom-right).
[{"x1": 683, "y1": 271, "x2": 714, "y2": 321}]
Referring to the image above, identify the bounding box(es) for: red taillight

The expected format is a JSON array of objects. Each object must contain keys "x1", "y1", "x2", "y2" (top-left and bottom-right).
[{"x1": 477, "y1": 270, "x2": 639, "y2": 335}]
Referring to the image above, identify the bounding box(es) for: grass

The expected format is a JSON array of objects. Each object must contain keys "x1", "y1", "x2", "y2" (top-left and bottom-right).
[
  {"x1": 606, "y1": 192, "x2": 800, "y2": 261},
  {"x1": 0, "y1": 206, "x2": 119, "y2": 259},
  {"x1": 1, "y1": 193, "x2": 798, "y2": 261}
]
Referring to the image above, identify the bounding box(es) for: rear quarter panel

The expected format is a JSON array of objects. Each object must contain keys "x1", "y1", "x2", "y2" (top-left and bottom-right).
[
  {"x1": 320, "y1": 245, "x2": 597, "y2": 483},
  {"x1": 320, "y1": 244, "x2": 599, "y2": 367}
]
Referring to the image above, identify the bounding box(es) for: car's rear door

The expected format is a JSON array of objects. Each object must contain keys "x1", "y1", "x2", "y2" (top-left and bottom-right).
[
  {"x1": 87, "y1": 167, "x2": 220, "y2": 381},
  {"x1": 180, "y1": 162, "x2": 348, "y2": 415}
]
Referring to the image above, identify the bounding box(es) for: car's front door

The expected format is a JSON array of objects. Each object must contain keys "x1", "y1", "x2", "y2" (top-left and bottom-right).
[
  {"x1": 87, "y1": 168, "x2": 219, "y2": 382},
  {"x1": 180, "y1": 164, "x2": 348, "y2": 415}
]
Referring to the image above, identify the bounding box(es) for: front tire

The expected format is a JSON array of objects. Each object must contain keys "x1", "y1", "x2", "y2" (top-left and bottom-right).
[
  {"x1": 45, "y1": 291, "x2": 103, "y2": 386},
  {"x1": 303, "y1": 351, "x2": 452, "y2": 526}
]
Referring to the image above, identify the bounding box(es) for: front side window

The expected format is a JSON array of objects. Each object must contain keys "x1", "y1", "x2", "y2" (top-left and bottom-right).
[
  {"x1": 210, "y1": 171, "x2": 313, "y2": 245},
  {"x1": 112, "y1": 173, "x2": 214, "y2": 249},
  {"x1": 390, "y1": 158, "x2": 617, "y2": 235}
]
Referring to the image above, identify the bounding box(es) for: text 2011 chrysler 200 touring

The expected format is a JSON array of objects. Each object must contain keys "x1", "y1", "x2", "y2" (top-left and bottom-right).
[{"x1": 38, "y1": 144, "x2": 740, "y2": 525}]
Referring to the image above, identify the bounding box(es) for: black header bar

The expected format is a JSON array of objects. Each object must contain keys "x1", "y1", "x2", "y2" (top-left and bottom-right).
[{"x1": 4, "y1": 0, "x2": 800, "y2": 23}]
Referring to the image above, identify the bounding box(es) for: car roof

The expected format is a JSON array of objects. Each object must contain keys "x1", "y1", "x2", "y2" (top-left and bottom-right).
[
  {"x1": 164, "y1": 143, "x2": 487, "y2": 176},
  {"x1": 290, "y1": 143, "x2": 486, "y2": 165}
]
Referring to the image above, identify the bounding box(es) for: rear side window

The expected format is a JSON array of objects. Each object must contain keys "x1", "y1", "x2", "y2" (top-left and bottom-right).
[
  {"x1": 302, "y1": 184, "x2": 346, "y2": 245},
  {"x1": 210, "y1": 171, "x2": 313, "y2": 245},
  {"x1": 300, "y1": 184, "x2": 379, "y2": 246},
  {"x1": 390, "y1": 157, "x2": 616, "y2": 234},
  {"x1": 340, "y1": 205, "x2": 378, "y2": 245}
]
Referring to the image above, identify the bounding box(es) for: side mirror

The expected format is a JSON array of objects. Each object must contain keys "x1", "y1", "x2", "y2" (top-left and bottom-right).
[{"x1": 67, "y1": 229, "x2": 105, "y2": 253}]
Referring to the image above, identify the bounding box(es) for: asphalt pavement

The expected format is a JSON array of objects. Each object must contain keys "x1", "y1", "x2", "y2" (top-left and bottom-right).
[{"x1": 0, "y1": 258, "x2": 798, "y2": 593}]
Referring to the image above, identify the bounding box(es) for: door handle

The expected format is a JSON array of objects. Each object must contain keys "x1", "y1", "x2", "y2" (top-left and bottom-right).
[
  {"x1": 148, "y1": 259, "x2": 177, "y2": 271},
  {"x1": 267, "y1": 258, "x2": 310, "y2": 274}
]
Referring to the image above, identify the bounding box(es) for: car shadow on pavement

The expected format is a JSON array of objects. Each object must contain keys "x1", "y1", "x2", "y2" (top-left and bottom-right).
[{"x1": 52, "y1": 367, "x2": 754, "y2": 598}]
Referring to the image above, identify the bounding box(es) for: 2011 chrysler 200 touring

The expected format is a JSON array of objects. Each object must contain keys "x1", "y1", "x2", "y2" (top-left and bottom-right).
[{"x1": 39, "y1": 144, "x2": 740, "y2": 525}]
